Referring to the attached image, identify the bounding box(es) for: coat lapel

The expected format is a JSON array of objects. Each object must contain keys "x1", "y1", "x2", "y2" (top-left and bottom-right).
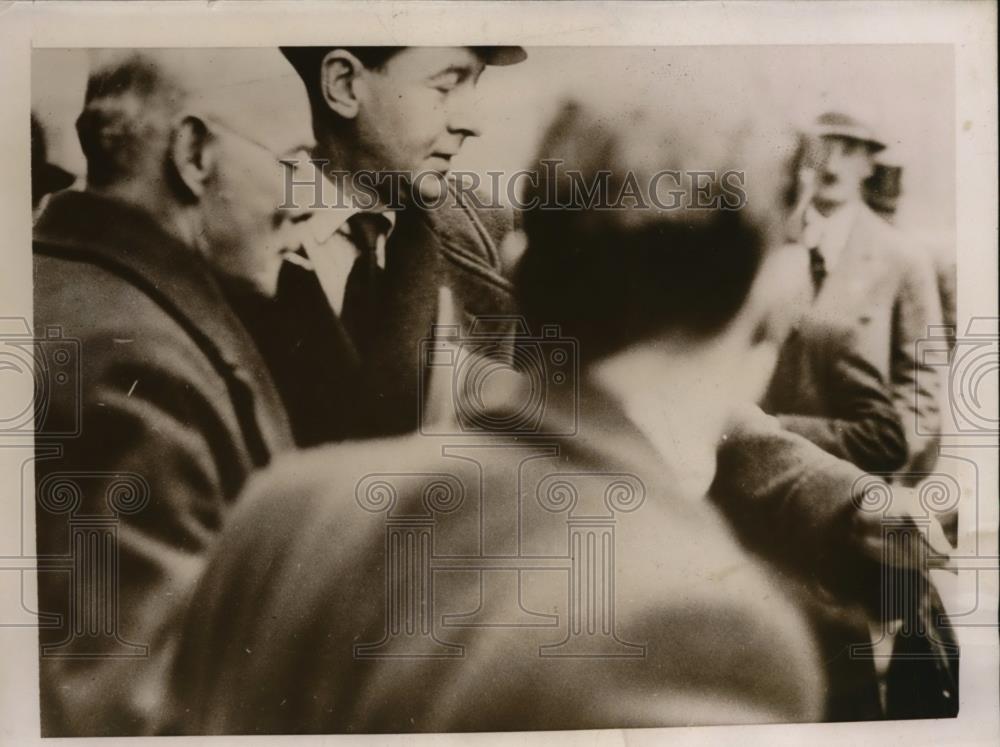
[{"x1": 361, "y1": 200, "x2": 519, "y2": 435}]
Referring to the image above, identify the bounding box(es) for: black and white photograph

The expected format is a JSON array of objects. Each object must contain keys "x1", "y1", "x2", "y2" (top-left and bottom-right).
[{"x1": 0, "y1": 2, "x2": 996, "y2": 745}]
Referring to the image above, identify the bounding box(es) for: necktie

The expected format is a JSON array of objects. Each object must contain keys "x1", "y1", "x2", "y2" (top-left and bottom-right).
[
  {"x1": 341, "y1": 212, "x2": 391, "y2": 356},
  {"x1": 808, "y1": 245, "x2": 827, "y2": 297},
  {"x1": 242, "y1": 255, "x2": 343, "y2": 446}
]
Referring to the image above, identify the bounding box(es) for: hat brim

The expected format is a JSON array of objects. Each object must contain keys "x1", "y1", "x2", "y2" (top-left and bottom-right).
[
  {"x1": 814, "y1": 124, "x2": 886, "y2": 152},
  {"x1": 477, "y1": 46, "x2": 527, "y2": 66}
]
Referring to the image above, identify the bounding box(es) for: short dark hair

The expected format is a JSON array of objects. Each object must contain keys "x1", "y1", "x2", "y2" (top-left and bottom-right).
[
  {"x1": 280, "y1": 46, "x2": 524, "y2": 138},
  {"x1": 516, "y1": 98, "x2": 798, "y2": 364},
  {"x1": 280, "y1": 47, "x2": 403, "y2": 108}
]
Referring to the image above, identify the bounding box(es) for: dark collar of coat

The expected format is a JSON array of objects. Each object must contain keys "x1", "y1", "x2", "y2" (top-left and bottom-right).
[
  {"x1": 33, "y1": 190, "x2": 285, "y2": 435},
  {"x1": 396, "y1": 183, "x2": 515, "y2": 295}
]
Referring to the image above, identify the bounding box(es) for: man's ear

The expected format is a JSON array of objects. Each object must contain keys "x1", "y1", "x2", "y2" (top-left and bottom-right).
[
  {"x1": 170, "y1": 115, "x2": 214, "y2": 201},
  {"x1": 321, "y1": 50, "x2": 365, "y2": 120}
]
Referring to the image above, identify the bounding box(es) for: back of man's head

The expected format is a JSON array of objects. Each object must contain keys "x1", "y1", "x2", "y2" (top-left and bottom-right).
[
  {"x1": 77, "y1": 48, "x2": 309, "y2": 190},
  {"x1": 517, "y1": 90, "x2": 800, "y2": 365},
  {"x1": 73, "y1": 49, "x2": 315, "y2": 295}
]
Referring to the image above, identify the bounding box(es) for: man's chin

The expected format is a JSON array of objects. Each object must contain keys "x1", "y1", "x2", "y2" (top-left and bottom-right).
[{"x1": 412, "y1": 169, "x2": 449, "y2": 204}]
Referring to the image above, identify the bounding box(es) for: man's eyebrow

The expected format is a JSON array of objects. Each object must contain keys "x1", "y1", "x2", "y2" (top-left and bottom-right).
[{"x1": 427, "y1": 64, "x2": 474, "y2": 81}]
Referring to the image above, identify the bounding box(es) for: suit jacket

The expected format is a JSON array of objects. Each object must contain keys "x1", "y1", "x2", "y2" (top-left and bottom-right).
[
  {"x1": 234, "y1": 186, "x2": 518, "y2": 446},
  {"x1": 167, "y1": 392, "x2": 824, "y2": 733},
  {"x1": 766, "y1": 315, "x2": 908, "y2": 473},
  {"x1": 32, "y1": 191, "x2": 294, "y2": 736},
  {"x1": 765, "y1": 204, "x2": 943, "y2": 478}
]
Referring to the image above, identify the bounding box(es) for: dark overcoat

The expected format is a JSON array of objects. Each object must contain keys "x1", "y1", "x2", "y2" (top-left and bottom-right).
[{"x1": 33, "y1": 190, "x2": 294, "y2": 736}]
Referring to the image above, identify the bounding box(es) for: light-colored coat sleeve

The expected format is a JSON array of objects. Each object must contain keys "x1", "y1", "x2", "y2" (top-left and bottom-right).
[{"x1": 889, "y1": 239, "x2": 944, "y2": 477}]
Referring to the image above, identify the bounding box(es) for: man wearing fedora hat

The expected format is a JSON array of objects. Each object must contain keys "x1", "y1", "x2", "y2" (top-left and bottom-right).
[
  {"x1": 228, "y1": 46, "x2": 526, "y2": 446},
  {"x1": 765, "y1": 109, "x2": 943, "y2": 480},
  {"x1": 762, "y1": 111, "x2": 954, "y2": 720}
]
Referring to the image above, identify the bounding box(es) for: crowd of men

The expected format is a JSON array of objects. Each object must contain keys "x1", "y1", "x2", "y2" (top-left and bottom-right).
[{"x1": 31, "y1": 46, "x2": 956, "y2": 736}]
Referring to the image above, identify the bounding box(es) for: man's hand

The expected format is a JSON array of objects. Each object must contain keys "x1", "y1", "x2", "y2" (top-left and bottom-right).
[{"x1": 855, "y1": 482, "x2": 953, "y2": 571}]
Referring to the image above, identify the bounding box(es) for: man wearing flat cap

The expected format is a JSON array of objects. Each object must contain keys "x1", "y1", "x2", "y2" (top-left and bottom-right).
[
  {"x1": 765, "y1": 110, "x2": 944, "y2": 480},
  {"x1": 237, "y1": 46, "x2": 526, "y2": 446}
]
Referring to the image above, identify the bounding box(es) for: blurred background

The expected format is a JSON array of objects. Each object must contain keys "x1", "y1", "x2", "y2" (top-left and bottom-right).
[{"x1": 456, "y1": 45, "x2": 954, "y2": 242}]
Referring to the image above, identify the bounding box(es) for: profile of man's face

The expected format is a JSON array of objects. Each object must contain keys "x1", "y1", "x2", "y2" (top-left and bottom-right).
[
  {"x1": 200, "y1": 85, "x2": 315, "y2": 296},
  {"x1": 813, "y1": 135, "x2": 874, "y2": 207},
  {"x1": 351, "y1": 47, "x2": 486, "y2": 197}
]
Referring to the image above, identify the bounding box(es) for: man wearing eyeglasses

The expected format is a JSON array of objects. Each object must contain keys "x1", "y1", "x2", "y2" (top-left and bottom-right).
[{"x1": 32, "y1": 48, "x2": 317, "y2": 736}]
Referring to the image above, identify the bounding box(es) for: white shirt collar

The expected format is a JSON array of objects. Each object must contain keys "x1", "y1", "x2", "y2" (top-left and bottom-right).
[
  {"x1": 288, "y1": 177, "x2": 397, "y2": 315},
  {"x1": 303, "y1": 182, "x2": 397, "y2": 248},
  {"x1": 297, "y1": 177, "x2": 397, "y2": 268}
]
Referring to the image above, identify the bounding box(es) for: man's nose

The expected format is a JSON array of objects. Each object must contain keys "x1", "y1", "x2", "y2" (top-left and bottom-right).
[
  {"x1": 279, "y1": 157, "x2": 321, "y2": 216},
  {"x1": 446, "y1": 87, "x2": 483, "y2": 139},
  {"x1": 284, "y1": 203, "x2": 315, "y2": 227},
  {"x1": 276, "y1": 161, "x2": 317, "y2": 239},
  {"x1": 273, "y1": 204, "x2": 316, "y2": 258},
  {"x1": 823, "y1": 143, "x2": 846, "y2": 172}
]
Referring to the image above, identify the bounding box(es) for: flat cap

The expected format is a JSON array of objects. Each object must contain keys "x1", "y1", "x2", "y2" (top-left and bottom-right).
[{"x1": 813, "y1": 111, "x2": 886, "y2": 152}]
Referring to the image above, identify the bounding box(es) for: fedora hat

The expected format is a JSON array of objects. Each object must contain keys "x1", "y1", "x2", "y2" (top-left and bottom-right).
[{"x1": 813, "y1": 110, "x2": 886, "y2": 152}]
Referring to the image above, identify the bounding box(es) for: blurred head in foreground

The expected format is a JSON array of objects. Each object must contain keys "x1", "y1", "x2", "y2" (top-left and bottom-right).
[
  {"x1": 76, "y1": 48, "x2": 316, "y2": 294},
  {"x1": 517, "y1": 95, "x2": 803, "y2": 490}
]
